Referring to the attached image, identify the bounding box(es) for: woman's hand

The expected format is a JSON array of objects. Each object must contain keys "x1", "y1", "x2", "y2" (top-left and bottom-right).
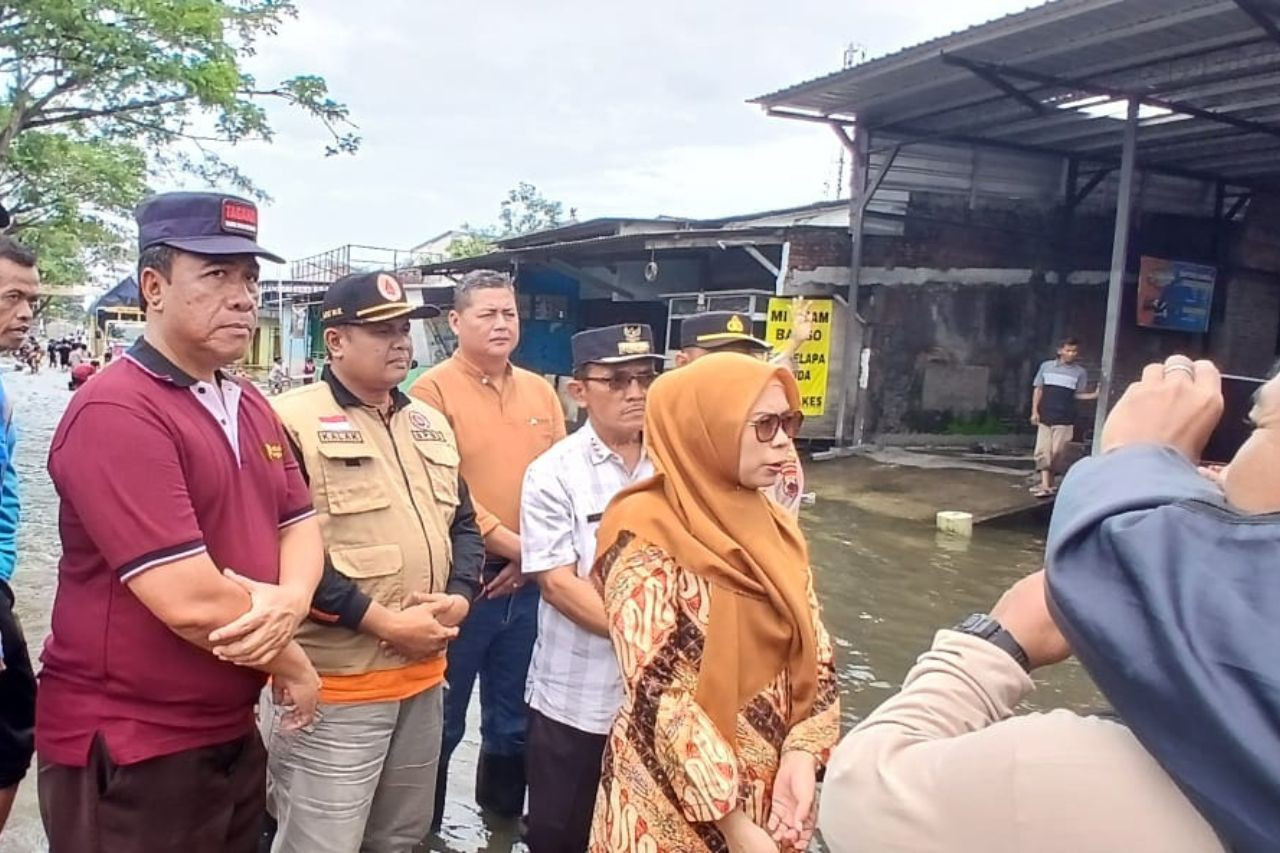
[
  {"x1": 769, "y1": 750, "x2": 818, "y2": 849},
  {"x1": 719, "y1": 809, "x2": 780, "y2": 853}
]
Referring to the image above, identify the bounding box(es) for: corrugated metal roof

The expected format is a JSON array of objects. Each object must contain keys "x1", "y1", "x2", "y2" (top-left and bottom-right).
[{"x1": 753, "y1": 0, "x2": 1280, "y2": 188}]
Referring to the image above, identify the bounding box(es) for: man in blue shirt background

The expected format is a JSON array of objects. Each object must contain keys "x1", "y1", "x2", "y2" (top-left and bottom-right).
[{"x1": 0, "y1": 228, "x2": 40, "y2": 833}]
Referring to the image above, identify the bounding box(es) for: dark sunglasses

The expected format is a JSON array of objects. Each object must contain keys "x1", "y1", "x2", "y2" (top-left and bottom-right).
[
  {"x1": 750, "y1": 410, "x2": 804, "y2": 442},
  {"x1": 581, "y1": 372, "x2": 658, "y2": 393}
]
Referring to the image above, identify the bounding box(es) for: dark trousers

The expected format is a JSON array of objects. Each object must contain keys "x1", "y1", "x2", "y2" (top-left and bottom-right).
[
  {"x1": 442, "y1": 582, "x2": 540, "y2": 763},
  {"x1": 525, "y1": 708, "x2": 607, "y2": 853},
  {"x1": 0, "y1": 581, "x2": 35, "y2": 790},
  {"x1": 39, "y1": 731, "x2": 266, "y2": 853}
]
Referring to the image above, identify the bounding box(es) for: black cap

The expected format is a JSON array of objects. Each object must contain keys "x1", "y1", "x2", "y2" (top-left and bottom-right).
[
  {"x1": 679, "y1": 311, "x2": 770, "y2": 350},
  {"x1": 320, "y1": 271, "x2": 440, "y2": 328},
  {"x1": 135, "y1": 192, "x2": 284, "y2": 263},
  {"x1": 571, "y1": 324, "x2": 664, "y2": 369}
]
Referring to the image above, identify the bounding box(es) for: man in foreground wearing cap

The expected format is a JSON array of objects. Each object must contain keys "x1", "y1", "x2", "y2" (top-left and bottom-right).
[
  {"x1": 0, "y1": 221, "x2": 40, "y2": 834},
  {"x1": 519, "y1": 324, "x2": 661, "y2": 852},
  {"x1": 675, "y1": 309, "x2": 810, "y2": 514},
  {"x1": 264, "y1": 272, "x2": 484, "y2": 852},
  {"x1": 37, "y1": 192, "x2": 325, "y2": 853}
]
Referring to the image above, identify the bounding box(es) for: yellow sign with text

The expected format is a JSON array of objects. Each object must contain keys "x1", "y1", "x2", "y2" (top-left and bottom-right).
[{"x1": 766, "y1": 298, "x2": 832, "y2": 416}]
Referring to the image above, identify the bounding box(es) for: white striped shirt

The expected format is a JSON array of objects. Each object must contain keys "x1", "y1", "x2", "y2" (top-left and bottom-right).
[{"x1": 521, "y1": 420, "x2": 653, "y2": 734}]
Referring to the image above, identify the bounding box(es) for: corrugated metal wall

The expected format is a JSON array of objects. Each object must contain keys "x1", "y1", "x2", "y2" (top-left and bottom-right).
[{"x1": 869, "y1": 135, "x2": 1226, "y2": 219}]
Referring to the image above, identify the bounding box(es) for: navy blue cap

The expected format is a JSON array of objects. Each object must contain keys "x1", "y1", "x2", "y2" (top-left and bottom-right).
[
  {"x1": 135, "y1": 192, "x2": 284, "y2": 263},
  {"x1": 321, "y1": 271, "x2": 440, "y2": 328},
  {"x1": 679, "y1": 311, "x2": 770, "y2": 350},
  {"x1": 571, "y1": 324, "x2": 663, "y2": 369}
]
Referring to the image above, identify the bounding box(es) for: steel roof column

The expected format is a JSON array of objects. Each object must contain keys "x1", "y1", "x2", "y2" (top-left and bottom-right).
[
  {"x1": 1091, "y1": 97, "x2": 1140, "y2": 452},
  {"x1": 835, "y1": 124, "x2": 870, "y2": 446}
]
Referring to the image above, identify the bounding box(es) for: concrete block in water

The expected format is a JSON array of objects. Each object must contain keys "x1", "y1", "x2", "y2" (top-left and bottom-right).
[{"x1": 936, "y1": 510, "x2": 974, "y2": 537}]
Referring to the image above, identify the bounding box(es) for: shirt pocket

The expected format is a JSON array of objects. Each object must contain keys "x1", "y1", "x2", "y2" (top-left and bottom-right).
[
  {"x1": 415, "y1": 441, "x2": 461, "y2": 508},
  {"x1": 317, "y1": 443, "x2": 391, "y2": 515},
  {"x1": 330, "y1": 543, "x2": 404, "y2": 604}
]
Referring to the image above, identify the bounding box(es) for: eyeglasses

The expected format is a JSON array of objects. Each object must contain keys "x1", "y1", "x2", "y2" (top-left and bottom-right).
[
  {"x1": 750, "y1": 410, "x2": 804, "y2": 442},
  {"x1": 581, "y1": 372, "x2": 658, "y2": 393}
]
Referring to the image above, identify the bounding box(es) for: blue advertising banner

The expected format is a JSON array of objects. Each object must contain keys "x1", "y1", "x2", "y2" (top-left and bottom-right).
[{"x1": 1136, "y1": 256, "x2": 1216, "y2": 333}]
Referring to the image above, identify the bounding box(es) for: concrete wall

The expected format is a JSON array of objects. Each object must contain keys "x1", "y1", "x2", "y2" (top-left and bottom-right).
[{"x1": 856, "y1": 191, "x2": 1280, "y2": 438}]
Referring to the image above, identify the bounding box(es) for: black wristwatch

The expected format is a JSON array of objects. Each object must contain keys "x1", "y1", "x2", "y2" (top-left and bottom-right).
[{"x1": 954, "y1": 613, "x2": 1031, "y2": 672}]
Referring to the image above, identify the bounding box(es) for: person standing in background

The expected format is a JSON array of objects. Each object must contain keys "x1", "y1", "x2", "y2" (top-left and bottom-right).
[
  {"x1": 302, "y1": 356, "x2": 317, "y2": 385},
  {"x1": 410, "y1": 269, "x2": 565, "y2": 828},
  {"x1": 1029, "y1": 337, "x2": 1097, "y2": 498},
  {"x1": 267, "y1": 357, "x2": 288, "y2": 395},
  {"x1": 0, "y1": 231, "x2": 39, "y2": 834},
  {"x1": 520, "y1": 324, "x2": 662, "y2": 852}
]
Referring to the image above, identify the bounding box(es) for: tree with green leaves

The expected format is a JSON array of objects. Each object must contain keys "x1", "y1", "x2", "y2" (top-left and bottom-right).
[
  {"x1": 447, "y1": 182, "x2": 577, "y2": 259},
  {"x1": 0, "y1": 0, "x2": 358, "y2": 284}
]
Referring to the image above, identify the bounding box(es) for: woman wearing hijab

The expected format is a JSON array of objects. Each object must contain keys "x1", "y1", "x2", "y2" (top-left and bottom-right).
[{"x1": 590, "y1": 353, "x2": 839, "y2": 853}]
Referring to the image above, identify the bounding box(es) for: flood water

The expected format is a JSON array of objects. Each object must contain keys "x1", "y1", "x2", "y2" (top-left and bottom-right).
[{"x1": 0, "y1": 366, "x2": 1099, "y2": 852}]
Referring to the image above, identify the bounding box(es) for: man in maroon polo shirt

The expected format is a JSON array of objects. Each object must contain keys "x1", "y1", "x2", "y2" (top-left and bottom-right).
[{"x1": 36, "y1": 192, "x2": 325, "y2": 853}]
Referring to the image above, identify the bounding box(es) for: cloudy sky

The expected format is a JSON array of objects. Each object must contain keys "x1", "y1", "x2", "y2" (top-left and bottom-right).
[{"x1": 182, "y1": 0, "x2": 1038, "y2": 271}]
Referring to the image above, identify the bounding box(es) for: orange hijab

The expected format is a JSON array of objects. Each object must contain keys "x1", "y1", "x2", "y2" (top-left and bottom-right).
[{"x1": 596, "y1": 353, "x2": 818, "y2": 742}]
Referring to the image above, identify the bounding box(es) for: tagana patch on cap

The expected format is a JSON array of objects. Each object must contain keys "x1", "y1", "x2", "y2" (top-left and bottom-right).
[
  {"x1": 221, "y1": 199, "x2": 259, "y2": 236},
  {"x1": 727, "y1": 315, "x2": 745, "y2": 333},
  {"x1": 377, "y1": 274, "x2": 403, "y2": 301}
]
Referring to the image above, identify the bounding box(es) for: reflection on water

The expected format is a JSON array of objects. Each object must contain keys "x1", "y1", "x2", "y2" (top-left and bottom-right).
[
  {"x1": 0, "y1": 368, "x2": 1099, "y2": 852},
  {"x1": 802, "y1": 496, "x2": 1102, "y2": 724}
]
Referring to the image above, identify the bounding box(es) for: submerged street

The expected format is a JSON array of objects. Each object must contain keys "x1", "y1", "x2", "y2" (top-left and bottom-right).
[{"x1": 0, "y1": 364, "x2": 1100, "y2": 853}]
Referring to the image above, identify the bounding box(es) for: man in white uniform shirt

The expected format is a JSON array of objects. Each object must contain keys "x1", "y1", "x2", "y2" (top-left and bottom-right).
[{"x1": 520, "y1": 324, "x2": 662, "y2": 852}]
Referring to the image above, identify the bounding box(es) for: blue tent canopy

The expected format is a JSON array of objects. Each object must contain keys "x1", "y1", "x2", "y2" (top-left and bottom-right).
[{"x1": 89, "y1": 276, "x2": 139, "y2": 314}]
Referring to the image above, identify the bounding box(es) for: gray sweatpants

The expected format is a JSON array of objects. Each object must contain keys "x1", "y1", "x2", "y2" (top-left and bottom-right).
[{"x1": 264, "y1": 684, "x2": 444, "y2": 853}]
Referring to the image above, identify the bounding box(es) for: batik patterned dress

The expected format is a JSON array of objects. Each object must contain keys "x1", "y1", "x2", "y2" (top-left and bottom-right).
[{"x1": 589, "y1": 532, "x2": 840, "y2": 853}]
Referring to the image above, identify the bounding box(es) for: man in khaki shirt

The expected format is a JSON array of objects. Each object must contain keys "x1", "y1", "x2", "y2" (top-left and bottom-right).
[{"x1": 410, "y1": 269, "x2": 566, "y2": 826}]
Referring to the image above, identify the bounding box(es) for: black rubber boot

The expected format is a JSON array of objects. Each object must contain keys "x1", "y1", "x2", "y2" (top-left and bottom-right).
[{"x1": 474, "y1": 751, "x2": 526, "y2": 818}]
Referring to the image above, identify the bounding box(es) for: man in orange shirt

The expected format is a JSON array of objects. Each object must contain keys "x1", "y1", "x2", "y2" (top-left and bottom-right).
[
  {"x1": 410, "y1": 269, "x2": 566, "y2": 826},
  {"x1": 266, "y1": 272, "x2": 484, "y2": 852}
]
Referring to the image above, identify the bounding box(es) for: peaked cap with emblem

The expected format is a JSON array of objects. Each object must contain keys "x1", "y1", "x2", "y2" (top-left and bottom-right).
[
  {"x1": 679, "y1": 311, "x2": 770, "y2": 351},
  {"x1": 321, "y1": 271, "x2": 440, "y2": 328},
  {"x1": 571, "y1": 323, "x2": 664, "y2": 369},
  {"x1": 135, "y1": 191, "x2": 284, "y2": 263}
]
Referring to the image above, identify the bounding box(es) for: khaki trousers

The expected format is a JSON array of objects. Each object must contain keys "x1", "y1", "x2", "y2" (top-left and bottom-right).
[
  {"x1": 1034, "y1": 424, "x2": 1074, "y2": 474},
  {"x1": 265, "y1": 684, "x2": 444, "y2": 853}
]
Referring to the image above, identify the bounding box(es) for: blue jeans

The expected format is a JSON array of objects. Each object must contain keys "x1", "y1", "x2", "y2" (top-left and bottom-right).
[{"x1": 442, "y1": 583, "x2": 539, "y2": 762}]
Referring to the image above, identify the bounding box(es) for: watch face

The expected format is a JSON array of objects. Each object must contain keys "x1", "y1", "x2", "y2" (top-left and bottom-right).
[{"x1": 956, "y1": 613, "x2": 999, "y2": 638}]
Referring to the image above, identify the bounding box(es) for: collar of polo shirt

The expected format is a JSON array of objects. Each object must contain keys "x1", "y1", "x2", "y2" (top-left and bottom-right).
[
  {"x1": 453, "y1": 348, "x2": 513, "y2": 382},
  {"x1": 127, "y1": 338, "x2": 235, "y2": 388}
]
